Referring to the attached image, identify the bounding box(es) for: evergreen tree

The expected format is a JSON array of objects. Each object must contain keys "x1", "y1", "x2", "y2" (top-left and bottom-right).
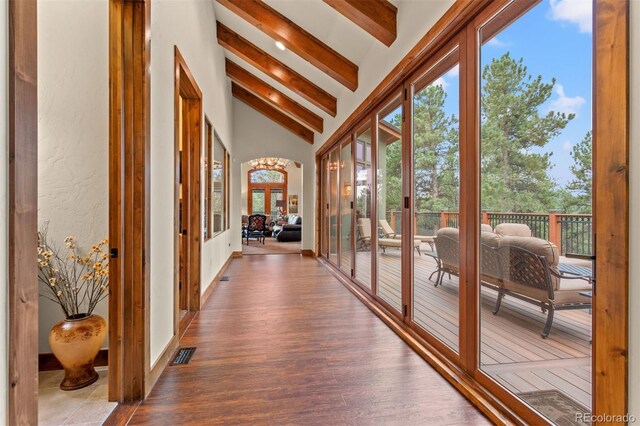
[
  {"x1": 566, "y1": 131, "x2": 592, "y2": 213},
  {"x1": 480, "y1": 53, "x2": 574, "y2": 212}
]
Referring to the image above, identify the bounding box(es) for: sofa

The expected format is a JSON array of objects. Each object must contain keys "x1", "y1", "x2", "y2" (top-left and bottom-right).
[{"x1": 276, "y1": 215, "x2": 302, "y2": 242}]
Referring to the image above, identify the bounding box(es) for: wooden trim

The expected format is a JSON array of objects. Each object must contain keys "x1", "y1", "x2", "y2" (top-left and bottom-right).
[
  {"x1": 109, "y1": 0, "x2": 153, "y2": 401},
  {"x1": 323, "y1": 0, "x2": 397, "y2": 47},
  {"x1": 147, "y1": 335, "x2": 179, "y2": 398},
  {"x1": 247, "y1": 168, "x2": 288, "y2": 216},
  {"x1": 232, "y1": 83, "x2": 314, "y2": 144},
  {"x1": 174, "y1": 46, "x2": 203, "y2": 342},
  {"x1": 316, "y1": 0, "x2": 491, "y2": 157},
  {"x1": 217, "y1": 0, "x2": 358, "y2": 91},
  {"x1": 302, "y1": 249, "x2": 316, "y2": 257},
  {"x1": 108, "y1": 0, "x2": 124, "y2": 403},
  {"x1": 204, "y1": 117, "x2": 213, "y2": 241},
  {"x1": 232, "y1": 250, "x2": 243, "y2": 258},
  {"x1": 39, "y1": 350, "x2": 109, "y2": 372},
  {"x1": 225, "y1": 59, "x2": 324, "y2": 133},
  {"x1": 217, "y1": 22, "x2": 337, "y2": 116},
  {"x1": 319, "y1": 258, "x2": 519, "y2": 425},
  {"x1": 103, "y1": 401, "x2": 141, "y2": 426},
  {"x1": 200, "y1": 253, "x2": 234, "y2": 307},
  {"x1": 8, "y1": 1, "x2": 38, "y2": 422},
  {"x1": 593, "y1": 0, "x2": 629, "y2": 418}
]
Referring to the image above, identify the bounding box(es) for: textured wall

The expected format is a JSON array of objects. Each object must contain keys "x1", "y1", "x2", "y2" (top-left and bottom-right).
[
  {"x1": 150, "y1": 0, "x2": 234, "y2": 366},
  {"x1": 37, "y1": 0, "x2": 109, "y2": 353}
]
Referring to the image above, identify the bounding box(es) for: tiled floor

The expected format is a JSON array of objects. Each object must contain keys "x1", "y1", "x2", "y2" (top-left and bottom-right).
[{"x1": 38, "y1": 367, "x2": 117, "y2": 426}]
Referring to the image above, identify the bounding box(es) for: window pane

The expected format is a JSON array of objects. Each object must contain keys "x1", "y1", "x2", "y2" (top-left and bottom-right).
[
  {"x1": 340, "y1": 138, "x2": 352, "y2": 276},
  {"x1": 354, "y1": 121, "x2": 372, "y2": 291},
  {"x1": 329, "y1": 148, "x2": 339, "y2": 264},
  {"x1": 412, "y1": 48, "x2": 460, "y2": 352},
  {"x1": 250, "y1": 169, "x2": 285, "y2": 183},
  {"x1": 478, "y1": 1, "x2": 593, "y2": 419},
  {"x1": 376, "y1": 93, "x2": 403, "y2": 312},
  {"x1": 213, "y1": 132, "x2": 225, "y2": 234},
  {"x1": 252, "y1": 189, "x2": 265, "y2": 214}
]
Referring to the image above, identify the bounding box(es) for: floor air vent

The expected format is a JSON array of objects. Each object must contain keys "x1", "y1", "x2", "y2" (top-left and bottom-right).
[
  {"x1": 171, "y1": 347, "x2": 196, "y2": 365},
  {"x1": 220, "y1": 276, "x2": 230, "y2": 281}
]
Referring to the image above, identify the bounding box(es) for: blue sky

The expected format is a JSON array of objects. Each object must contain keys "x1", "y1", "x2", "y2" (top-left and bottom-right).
[{"x1": 435, "y1": 0, "x2": 592, "y2": 186}]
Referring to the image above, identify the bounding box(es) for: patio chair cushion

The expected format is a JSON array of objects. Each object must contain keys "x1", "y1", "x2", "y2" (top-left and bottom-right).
[
  {"x1": 480, "y1": 231, "x2": 501, "y2": 285},
  {"x1": 498, "y1": 236, "x2": 560, "y2": 290},
  {"x1": 378, "y1": 238, "x2": 421, "y2": 248},
  {"x1": 481, "y1": 223, "x2": 493, "y2": 233},
  {"x1": 495, "y1": 223, "x2": 532, "y2": 237}
]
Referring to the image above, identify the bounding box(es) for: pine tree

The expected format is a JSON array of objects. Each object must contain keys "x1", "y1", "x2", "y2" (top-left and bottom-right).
[
  {"x1": 480, "y1": 53, "x2": 574, "y2": 212},
  {"x1": 566, "y1": 131, "x2": 592, "y2": 213}
]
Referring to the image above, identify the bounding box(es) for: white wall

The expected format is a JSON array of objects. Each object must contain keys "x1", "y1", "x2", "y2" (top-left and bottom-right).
[
  {"x1": 232, "y1": 100, "x2": 315, "y2": 251},
  {"x1": 1, "y1": 0, "x2": 8, "y2": 419},
  {"x1": 240, "y1": 161, "x2": 303, "y2": 217},
  {"x1": 150, "y1": 0, "x2": 234, "y2": 366},
  {"x1": 629, "y1": 0, "x2": 639, "y2": 419},
  {"x1": 37, "y1": 0, "x2": 109, "y2": 353}
]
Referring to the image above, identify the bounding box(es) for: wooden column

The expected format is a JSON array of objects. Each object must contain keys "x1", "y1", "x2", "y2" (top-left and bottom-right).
[
  {"x1": 593, "y1": 0, "x2": 629, "y2": 420},
  {"x1": 8, "y1": 1, "x2": 38, "y2": 424},
  {"x1": 548, "y1": 212, "x2": 561, "y2": 249},
  {"x1": 109, "y1": 0, "x2": 151, "y2": 401}
]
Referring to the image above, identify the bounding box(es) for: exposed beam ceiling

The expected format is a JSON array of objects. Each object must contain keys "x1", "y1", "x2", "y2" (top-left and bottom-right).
[
  {"x1": 225, "y1": 59, "x2": 323, "y2": 133},
  {"x1": 217, "y1": 22, "x2": 337, "y2": 117},
  {"x1": 232, "y1": 83, "x2": 314, "y2": 144},
  {"x1": 323, "y1": 0, "x2": 397, "y2": 46},
  {"x1": 216, "y1": 0, "x2": 359, "y2": 91}
]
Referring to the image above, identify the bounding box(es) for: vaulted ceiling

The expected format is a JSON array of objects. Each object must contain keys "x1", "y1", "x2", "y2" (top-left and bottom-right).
[{"x1": 213, "y1": 0, "x2": 452, "y2": 145}]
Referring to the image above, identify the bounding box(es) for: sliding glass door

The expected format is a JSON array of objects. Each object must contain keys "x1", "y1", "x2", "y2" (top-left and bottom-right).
[
  {"x1": 339, "y1": 137, "x2": 353, "y2": 276},
  {"x1": 376, "y1": 92, "x2": 404, "y2": 314},
  {"x1": 354, "y1": 121, "x2": 373, "y2": 291},
  {"x1": 409, "y1": 42, "x2": 461, "y2": 354}
]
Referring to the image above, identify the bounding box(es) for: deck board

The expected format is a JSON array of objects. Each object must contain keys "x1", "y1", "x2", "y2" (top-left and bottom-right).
[{"x1": 345, "y1": 248, "x2": 593, "y2": 410}]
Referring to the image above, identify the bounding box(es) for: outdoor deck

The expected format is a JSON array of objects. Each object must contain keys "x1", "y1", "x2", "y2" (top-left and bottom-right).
[{"x1": 338, "y1": 247, "x2": 592, "y2": 411}]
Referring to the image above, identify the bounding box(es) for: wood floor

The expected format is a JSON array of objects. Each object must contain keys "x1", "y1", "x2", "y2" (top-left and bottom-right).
[
  {"x1": 339, "y1": 248, "x2": 592, "y2": 410},
  {"x1": 128, "y1": 254, "x2": 489, "y2": 425}
]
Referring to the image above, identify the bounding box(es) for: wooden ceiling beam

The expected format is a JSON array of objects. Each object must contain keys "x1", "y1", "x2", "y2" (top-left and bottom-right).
[
  {"x1": 323, "y1": 0, "x2": 397, "y2": 47},
  {"x1": 217, "y1": 22, "x2": 337, "y2": 117},
  {"x1": 232, "y1": 83, "x2": 314, "y2": 144},
  {"x1": 225, "y1": 59, "x2": 324, "y2": 133},
  {"x1": 217, "y1": 0, "x2": 359, "y2": 91}
]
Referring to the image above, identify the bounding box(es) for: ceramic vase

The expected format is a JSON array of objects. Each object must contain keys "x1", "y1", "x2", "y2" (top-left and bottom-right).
[{"x1": 49, "y1": 314, "x2": 107, "y2": 391}]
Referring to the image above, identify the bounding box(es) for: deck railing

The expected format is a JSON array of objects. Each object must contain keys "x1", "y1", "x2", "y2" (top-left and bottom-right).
[{"x1": 387, "y1": 210, "x2": 593, "y2": 256}]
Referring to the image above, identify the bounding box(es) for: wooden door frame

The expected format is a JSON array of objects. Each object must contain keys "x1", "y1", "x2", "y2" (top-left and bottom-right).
[
  {"x1": 174, "y1": 46, "x2": 202, "y2": 338},
  {"x1": 6, "y1": 0, "x2": 152, "y2": 421},
  {"x1": 8, "y1": 0, "x2": 38, "y2": 423},
  {"x1": 108, "y1": 0, "x2": 151, "y2": 401},
  {"x1": 247, "y1": 168, "x2": 288, "y2": 216}
]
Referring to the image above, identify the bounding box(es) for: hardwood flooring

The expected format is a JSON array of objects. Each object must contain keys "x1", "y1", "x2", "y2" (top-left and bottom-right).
[{"x1": 127, "y1": 254, "x2": 489, "y2": 425}]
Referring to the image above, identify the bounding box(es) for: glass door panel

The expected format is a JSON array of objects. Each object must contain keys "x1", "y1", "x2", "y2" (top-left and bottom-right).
[
  {"x1": 329, "y1": 147, "x2": 339, "y2": 264},
  {"x1": 478, "y1": 0, "x2": 593, "y2": 419},
  {"x1": 339, "y1": 138, "x2": 353, "y2": 276},
  {"x1": 322, "y1": 156, "x2": 330, "y2": 259},
  {"x1": 411, "y1": 47, "x2": 461, "y2": 352},
  {"x1": 251, "y1": 189, "x2": 265, "y2": 214},
  {"x1": 376, "y1": 93, "x2": 403, "y2": 312},
  {"x1": 270, "y1": 188, "x2": 284, "y2": 221},
  {"x1": 354, "y1": 121, "x2": 373, "y2": 291}
]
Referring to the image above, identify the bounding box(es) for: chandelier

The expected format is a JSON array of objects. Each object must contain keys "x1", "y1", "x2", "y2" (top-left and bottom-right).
[{"x1": 247, "y1": 157, "x2": 290, "y2": 171}]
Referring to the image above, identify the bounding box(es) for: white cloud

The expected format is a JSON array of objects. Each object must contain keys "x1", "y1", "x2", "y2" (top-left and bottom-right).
[
  {"x1": 547, "y1": 84, "x2": 586, "y2": 116},
  {"x1": 447, "y1": 64, "x2": 459, "y2": 78},
  {"x1": 430, "y1": 77, "x2": 448, "y2": 90},
  {"x1": 562, "y1": 141, "x2": 573, "y2": 152},
  {"x1": 548, "y1": 0, "x2": 592, "y2": 33},
  {"x1": 485, "y1": 37, "x2": 510, "y2": 47}
]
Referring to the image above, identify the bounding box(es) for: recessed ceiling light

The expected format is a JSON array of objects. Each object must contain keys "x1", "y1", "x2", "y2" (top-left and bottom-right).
[{"x1": 275, "y1": 41, "x2": 286, "y2": 51}]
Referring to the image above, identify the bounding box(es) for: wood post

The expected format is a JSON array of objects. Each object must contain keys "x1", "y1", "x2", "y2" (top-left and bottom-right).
[
  {"x1": 548, "y1": 213, "x2": 561, "y2": 250},
  {"x1": 440, "y1": 211, "x2": 448, "y2": 229},
  {"x1": 482, "y1": 211, "x2": 489, "y2": 225}
]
